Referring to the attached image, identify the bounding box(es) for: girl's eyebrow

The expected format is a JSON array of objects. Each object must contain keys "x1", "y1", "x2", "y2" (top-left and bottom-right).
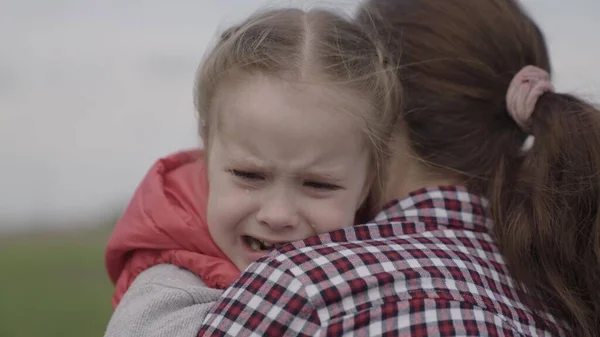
[
  {"x1": 299, "y1": 169, "x2": 346, "y2": 183},
  {"x1": 225, "y1": 154, "x2": 271, "y2": 170}
]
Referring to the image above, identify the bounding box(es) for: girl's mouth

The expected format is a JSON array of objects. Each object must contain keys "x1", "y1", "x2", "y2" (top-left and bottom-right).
[{"x1": 243, "y1": 235, "x2": 278, "y2": 251}]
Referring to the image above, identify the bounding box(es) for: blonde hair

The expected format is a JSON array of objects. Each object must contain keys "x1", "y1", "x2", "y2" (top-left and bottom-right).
[{"x1": 194, "y1": 8, "x2": 401, "y2": 218}]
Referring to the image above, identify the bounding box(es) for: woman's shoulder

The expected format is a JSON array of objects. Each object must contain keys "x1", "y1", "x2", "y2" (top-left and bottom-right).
[
  {"x1": 263, "y1": 223, "x2": 565, "y2": 335},
  {"x1": 272, "y1": 220, "x2": 504, "y2": 283}
]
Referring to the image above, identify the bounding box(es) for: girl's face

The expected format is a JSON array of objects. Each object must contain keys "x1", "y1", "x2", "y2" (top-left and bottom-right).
[{"x1": 205, "y1": 74, "x2": 372, "y2": 271}]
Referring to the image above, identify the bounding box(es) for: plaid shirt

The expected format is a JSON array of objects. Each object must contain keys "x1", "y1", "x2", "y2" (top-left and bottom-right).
[{"x1": 198, "y1": 186, "x2": 568, "y2": 336}]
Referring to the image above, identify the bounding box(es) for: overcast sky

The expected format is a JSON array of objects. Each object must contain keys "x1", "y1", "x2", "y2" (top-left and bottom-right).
[{"x1": 0, "y1": 0, "x2": 598, "y2": 232}]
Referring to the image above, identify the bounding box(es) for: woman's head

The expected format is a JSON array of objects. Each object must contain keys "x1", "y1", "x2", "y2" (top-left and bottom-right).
[
  {"x1": 194, "y1": 8, "x2": 400, "y2": 270},
  {"x1": 358, "y1": 0, "x2": 552, "y2": 193},
  {"x1": 358, "y1": 0, "x2": 600, "y2": 334}
]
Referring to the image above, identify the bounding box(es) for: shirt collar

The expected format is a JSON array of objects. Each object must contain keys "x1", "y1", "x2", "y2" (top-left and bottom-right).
[
  {"x1": 284, "y1": 185, "x2": 493, "y2": 250},
  {"x1": 370, "y1": 185, "x2": 492, "y2": 235}
]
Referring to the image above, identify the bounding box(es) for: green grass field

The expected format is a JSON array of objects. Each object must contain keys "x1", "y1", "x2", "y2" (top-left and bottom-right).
[{"x1": 0, "y1": 228, "x2": 114, "y2": 337}]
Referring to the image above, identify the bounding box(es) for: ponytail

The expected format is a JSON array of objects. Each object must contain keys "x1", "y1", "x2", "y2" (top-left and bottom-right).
[{"x1": 491, "y1": 92, "x2": 600, "y2": 336}]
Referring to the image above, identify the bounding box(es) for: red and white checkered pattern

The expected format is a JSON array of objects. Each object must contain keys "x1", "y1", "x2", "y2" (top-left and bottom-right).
[{"x1": 198, "y1": 186, "x2": 569, "y2": 336}]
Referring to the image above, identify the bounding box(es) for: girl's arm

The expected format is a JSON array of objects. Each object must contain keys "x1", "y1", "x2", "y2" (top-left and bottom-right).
[{"x1": 104, "y1": 264, "x2": 223, "y2": 337}]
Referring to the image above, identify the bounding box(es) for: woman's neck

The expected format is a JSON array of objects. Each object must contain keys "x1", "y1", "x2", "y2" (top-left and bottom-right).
[{"x1": 384, "y1": 139, "x2": 460, "y2": 202}]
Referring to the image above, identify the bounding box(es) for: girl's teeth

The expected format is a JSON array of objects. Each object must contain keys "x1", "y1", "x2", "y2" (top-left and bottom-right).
[
  {"x1": 245, "y1": 236, "x2": 276, "y2": 251},
  {"x1": 249, "y1": 238, "x2": 261, "y2": 251}
]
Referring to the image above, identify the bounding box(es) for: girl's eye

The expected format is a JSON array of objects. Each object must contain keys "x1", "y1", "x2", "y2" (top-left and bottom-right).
[
  {"x1": 229, "y1": 169, "x2": 265, "y2": 181},
  {"x1": 304, "y1": 180, "x2": 341, "y2": 191}
]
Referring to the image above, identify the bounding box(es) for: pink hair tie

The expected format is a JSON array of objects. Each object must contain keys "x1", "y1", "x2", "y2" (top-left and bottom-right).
[{"x1": 506, "y1": 65, "x2": 554, "y2": 131}]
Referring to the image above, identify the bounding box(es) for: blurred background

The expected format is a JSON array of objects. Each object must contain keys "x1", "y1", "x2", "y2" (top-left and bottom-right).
[{"x1": 0, "y1": 0, "x2": 598, "y2": 336}]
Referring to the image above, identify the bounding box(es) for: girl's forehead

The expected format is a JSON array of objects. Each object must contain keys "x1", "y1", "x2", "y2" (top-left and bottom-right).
[
  {"x1": 207, "y1": 75, "x2": 371, "y2": 163},
  {"x1": 212, "y1": 73, "x2": 373, "y2": 132}
]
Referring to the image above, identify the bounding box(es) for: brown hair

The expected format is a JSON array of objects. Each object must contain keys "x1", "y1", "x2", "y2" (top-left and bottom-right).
[
  {"x1": 194, "y1": 8, "x2": 401, "y2": 218},
  {"x1": 358, "y1": 0, "x2": 600, "y2": 335}
]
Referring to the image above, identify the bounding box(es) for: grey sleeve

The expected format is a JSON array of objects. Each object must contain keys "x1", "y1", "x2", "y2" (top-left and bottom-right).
[{"x1": 103, "y1": 264, "x2": 223, "y2": 337}]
